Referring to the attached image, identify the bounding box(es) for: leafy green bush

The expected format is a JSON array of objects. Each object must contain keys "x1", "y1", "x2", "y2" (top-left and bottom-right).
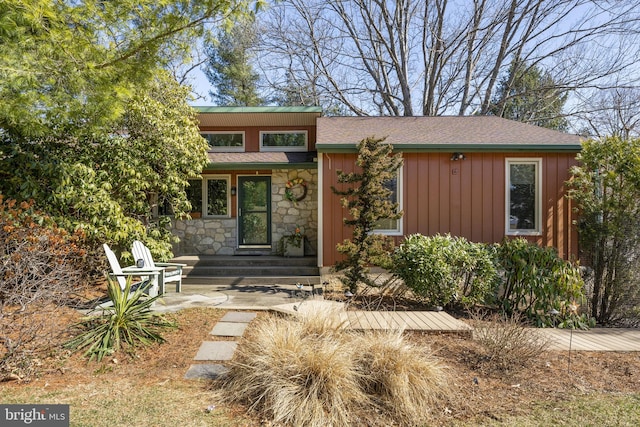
[
  {"x1": 450, "y1": 237, "x2": 499, "y2": 307},
  {"x1": 391, "y1": 234, "x2": 498, "y2": 308},
  {"x1": 65, "y1": 279, "x2": 176, "y2": 361},
  {"x1": 568, "y1": 136, "x2": 640, "y2": 324},
  {"x1": 496, "y1": 237, "x2": 585, "y2": 326}
]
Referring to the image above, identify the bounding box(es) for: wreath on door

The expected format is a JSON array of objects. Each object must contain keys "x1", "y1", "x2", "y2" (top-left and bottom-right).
[{"x1": 285, "y1": 178, "x2": 307, "y2": 202}]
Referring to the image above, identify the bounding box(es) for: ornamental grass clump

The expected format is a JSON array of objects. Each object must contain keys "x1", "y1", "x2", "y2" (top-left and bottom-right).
[
  {"x1": 223, "y1": 308, "x2": 449, "y2": 426},
  {"x1": 354, "y1": 329, "x2": 448, "y2": 424},
  {"x1": 224, "y1": 311, "x2": 364, "y2": 427}
]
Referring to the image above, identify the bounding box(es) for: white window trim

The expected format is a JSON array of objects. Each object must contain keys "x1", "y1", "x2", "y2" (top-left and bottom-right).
[
  {"x1": 374, "y1": 165, "x2": 403, "y2": 236},
  {"x1": 202, "y1": 131, "x2": 245, "y2": 152},
  {"x1": 203, "y1": 175, "x2": 231, "y2": 218},
  {"x1": 259, "y1": 130, "x2": 308, "y2": 152},
  {"x1": 505, "y1": 158, "x2": 542, "y2": 236}
]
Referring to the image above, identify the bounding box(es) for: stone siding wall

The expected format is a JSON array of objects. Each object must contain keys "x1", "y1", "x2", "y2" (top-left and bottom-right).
[
  {"x1": 272, "y1": 169, "x2": 318, "y2": 254},
  {"x1": 170, "y1": 168, "x2": 318, "y2": 256}
]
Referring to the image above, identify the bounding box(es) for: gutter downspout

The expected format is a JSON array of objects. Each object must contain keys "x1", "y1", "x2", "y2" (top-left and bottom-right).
[{"x1": 317, "y1": 153, "x2": 324, "y2": 268}]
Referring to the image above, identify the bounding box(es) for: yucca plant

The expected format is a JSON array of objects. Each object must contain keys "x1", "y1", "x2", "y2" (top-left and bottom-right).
[{"x1": 65, "y1": 278, "x2": 176, "y2": 361}]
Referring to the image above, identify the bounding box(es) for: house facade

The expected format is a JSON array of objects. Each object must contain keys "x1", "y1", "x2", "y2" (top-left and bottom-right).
[
  {"x1": 171, "y1": 108, "x2": 582, "y2": 267},
  {"x1": 170, "y1": 106, "x2": 322, "y2": 256}
]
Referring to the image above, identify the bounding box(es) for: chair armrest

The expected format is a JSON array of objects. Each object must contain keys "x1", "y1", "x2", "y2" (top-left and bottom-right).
[
  {"x1": 121, "y1": 266, "x2": 162, "y2": 275},
  {"x1": 155, "y1": 262, "x2": 187, "y2": 268}
]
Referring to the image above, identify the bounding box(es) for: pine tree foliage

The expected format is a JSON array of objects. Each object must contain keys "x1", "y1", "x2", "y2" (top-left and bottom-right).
[
  {"x1": 331, "y1": 137, "x2": 403, "y2": 292},
  {"x1": 204, "y1": 19, "x2": 264, "y2": 106},
  {"x1": 490, "y1": 58, "x2": 568, "y2": 130}
]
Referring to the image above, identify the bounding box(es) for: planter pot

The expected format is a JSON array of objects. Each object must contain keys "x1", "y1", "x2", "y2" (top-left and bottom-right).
[{"x1": 284, "y1": 241, "x2": 304, "y2": 257}]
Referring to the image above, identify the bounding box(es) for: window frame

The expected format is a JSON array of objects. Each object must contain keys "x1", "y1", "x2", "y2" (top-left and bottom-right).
[
  {"x1": 373, "y1": 165, "x2": 403, "y2": 236},
  {"x1": 203, "y1": 175, "x2": 231, "y2": 218},
  {"x1": 187, "y1": 175, "x2": 231, "y2": 218},
  {"x1": 259, "y1": 130, "x2": 308, "y2": 152},
  {"x1": 201, "y1": 131, "x2": 245, "y2": 152},
  {"x1": 505, "y1": 158, "x2": 542, "y2": 236}
]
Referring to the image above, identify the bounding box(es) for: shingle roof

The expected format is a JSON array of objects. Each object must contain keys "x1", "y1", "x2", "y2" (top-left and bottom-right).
[
  {"x1": 316, "y1": 116, "x2": 582, "y2": 151},
  {"x1": 207, "y1": 151, "x2": 317, "y2": 169}
]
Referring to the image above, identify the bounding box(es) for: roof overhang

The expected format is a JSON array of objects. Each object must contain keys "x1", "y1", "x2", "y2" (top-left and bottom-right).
[
  {"x1": 196, "y1": 106, "x2": 323, "y2": 127},
  {"x1": 205, "y1": 151, "x2": 318, "y2": 170}
]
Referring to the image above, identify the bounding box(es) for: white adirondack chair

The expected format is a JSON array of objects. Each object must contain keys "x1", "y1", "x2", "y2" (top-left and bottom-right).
[
  {"x1": 103, "y1": 243, "x2": 162, "y2": 298},
  {"x1": 131, "y1": 240, "x2": 185, "y2": 293}
]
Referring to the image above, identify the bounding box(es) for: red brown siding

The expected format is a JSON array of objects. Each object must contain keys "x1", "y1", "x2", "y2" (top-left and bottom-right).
[
  {"x1": 321, "y1": 151, "x2": 579, "y2": 266},
  {"x1": 199, "y1": 126, "x2": 317, "y2": 151}
]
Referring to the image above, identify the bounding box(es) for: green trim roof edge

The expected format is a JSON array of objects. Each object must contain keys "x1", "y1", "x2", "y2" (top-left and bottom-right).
[
  {"x1": 316, "y1": 143, "x2": 582, "y2": 153},
  {"x1": 206, "y1": 162, "x2": 318, "y2": 170},
  {"x1": 195, "y1": 106, "x2": 323, "y2": 114}
]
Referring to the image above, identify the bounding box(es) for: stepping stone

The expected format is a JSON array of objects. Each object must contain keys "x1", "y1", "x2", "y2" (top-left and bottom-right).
[
  {"x1": 210, "y1": 322, "x2": 248, "y2": 337},
  {"x1": 220, "y1": 312, "x2": 257, "y2": 323},
  {"x1": 194, "y1": 341, "x2": 237, "y2": 361},
  {"x1": 184, "y1": 364, "x2": 229, "y2": 380}
]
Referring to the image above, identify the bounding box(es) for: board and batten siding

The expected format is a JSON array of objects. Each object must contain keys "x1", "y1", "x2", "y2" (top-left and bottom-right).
[{"x1": 321, "y1": 151, "x2": 579, "y2": 267}]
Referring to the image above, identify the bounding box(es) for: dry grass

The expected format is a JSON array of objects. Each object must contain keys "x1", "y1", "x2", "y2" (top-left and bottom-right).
[
  {"x1": 470, "y1": 311, "x2": 550, "y2": 374},
  {"x1": 223, "y1": 311, "x2": 365, "y2": 426},
  {"x1": 354, "y1": 329, "x2": 448, "y2": 424},
  {"x1": 222, "y1": 308, "x2": 449, "y2": 426}
]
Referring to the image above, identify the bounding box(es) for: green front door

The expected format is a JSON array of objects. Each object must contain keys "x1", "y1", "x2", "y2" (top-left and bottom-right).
[{"x1": 238, "y1": 176, "x2": 271, "y2": 247}]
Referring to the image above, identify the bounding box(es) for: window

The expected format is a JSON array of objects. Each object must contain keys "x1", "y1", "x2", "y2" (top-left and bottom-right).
[
  {"x1": 186, "y1": 180, "x2": 202, "y2": 216},
  {"x1": 201, "y1": 132, "x2": 244, "y2": 152},
  {"x1": 506, "y1": 158, "x2": 542, "y2": 235},
  {"x1": 374, "y1": 167, "x2": 403, "y2": 235},
  {"x1": 187, "y1": 176, "x2": 230, "y2": 217},
  {"x1": 260, "y1": 131, "x2": 307, "y2": 152}
]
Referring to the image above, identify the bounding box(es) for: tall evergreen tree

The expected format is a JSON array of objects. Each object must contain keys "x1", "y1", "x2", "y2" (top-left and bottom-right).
[
  {"x1": 490, "y1": 58, "x2": 568, "y2": 130},
  {"x1": 204, "y1": 19, "x2": 264, "y2": 106},
  {"x1": 332, "y1": 137, "x2": 403, "y2": 292}
]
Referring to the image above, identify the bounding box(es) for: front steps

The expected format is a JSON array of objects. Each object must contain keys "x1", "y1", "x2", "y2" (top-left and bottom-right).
[{"x1": 172, "y1": 255, "x2": 320, "y2": 286}]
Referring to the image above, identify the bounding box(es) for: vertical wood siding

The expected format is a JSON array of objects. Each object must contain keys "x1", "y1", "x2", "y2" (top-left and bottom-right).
[
  {"x1": 321, "y1": 151, "x2": 579, "y2": 266},
  {"x1": 199, "y1": 126, "x2": 317, "y2": 151}
]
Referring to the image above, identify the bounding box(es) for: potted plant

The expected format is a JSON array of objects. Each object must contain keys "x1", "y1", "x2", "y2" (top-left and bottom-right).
[{"x1": 281, "y1": 227, "x2": 305, "y2": 257}]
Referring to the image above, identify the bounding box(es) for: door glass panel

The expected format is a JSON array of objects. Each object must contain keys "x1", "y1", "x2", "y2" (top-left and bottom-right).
[{"x1": 239, "y1": 177, "x2": 270, "y2": 245}]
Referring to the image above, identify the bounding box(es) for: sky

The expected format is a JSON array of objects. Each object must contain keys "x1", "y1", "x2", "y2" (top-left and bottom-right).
[{"x1": 187, "y1": 68, "x2": 214, "y2": 106}]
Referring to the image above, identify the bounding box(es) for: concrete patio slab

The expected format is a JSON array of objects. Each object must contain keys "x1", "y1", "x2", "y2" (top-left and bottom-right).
[
  {"x1": 152, "y1": 293, "x2": 229, "y2": 313},
  {"x1": 210, "y1": 322, "x2": 248, "y2": 337},
  {"x1": 220, "y1": 312, "x2": 257, "y2": 323},
  {"x1": 184, "y1": 364, "x2": 229, "y2": 380},
  {"x1": 194, "y1": 341, "x2": 237, "y2": 361}
]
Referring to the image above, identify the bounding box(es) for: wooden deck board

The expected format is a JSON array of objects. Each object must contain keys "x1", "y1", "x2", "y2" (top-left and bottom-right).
[
  {"x1": 415, "y1": 311, "x2": 451, "y2": 329},
  {"x1": 343, "y1": 310, "x2": 470, "y2": 332},
  {"x1": 540, "y1": 328, "x2": 640, "y2": 351},
  {"x1": 272, "y1": 302, "x2": 640, "y2": 350},
  {"x1": 394, "y1": 312, "x2": 422, "y2": 330}
]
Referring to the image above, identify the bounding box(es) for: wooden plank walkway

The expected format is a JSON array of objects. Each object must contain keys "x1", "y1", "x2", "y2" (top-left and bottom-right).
[
  {"x1": 271, "y1": 301, "x2": 472, "y2": 334},
  {"x1": 343, "y1": 310, "x2": 471, "y2": 333},
  {"x1": 271, "y1": 302, "x2": 640, "y2": 350},
  {"x1": 539, "y1": 328, "x2": 640, "y2": 351}
]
